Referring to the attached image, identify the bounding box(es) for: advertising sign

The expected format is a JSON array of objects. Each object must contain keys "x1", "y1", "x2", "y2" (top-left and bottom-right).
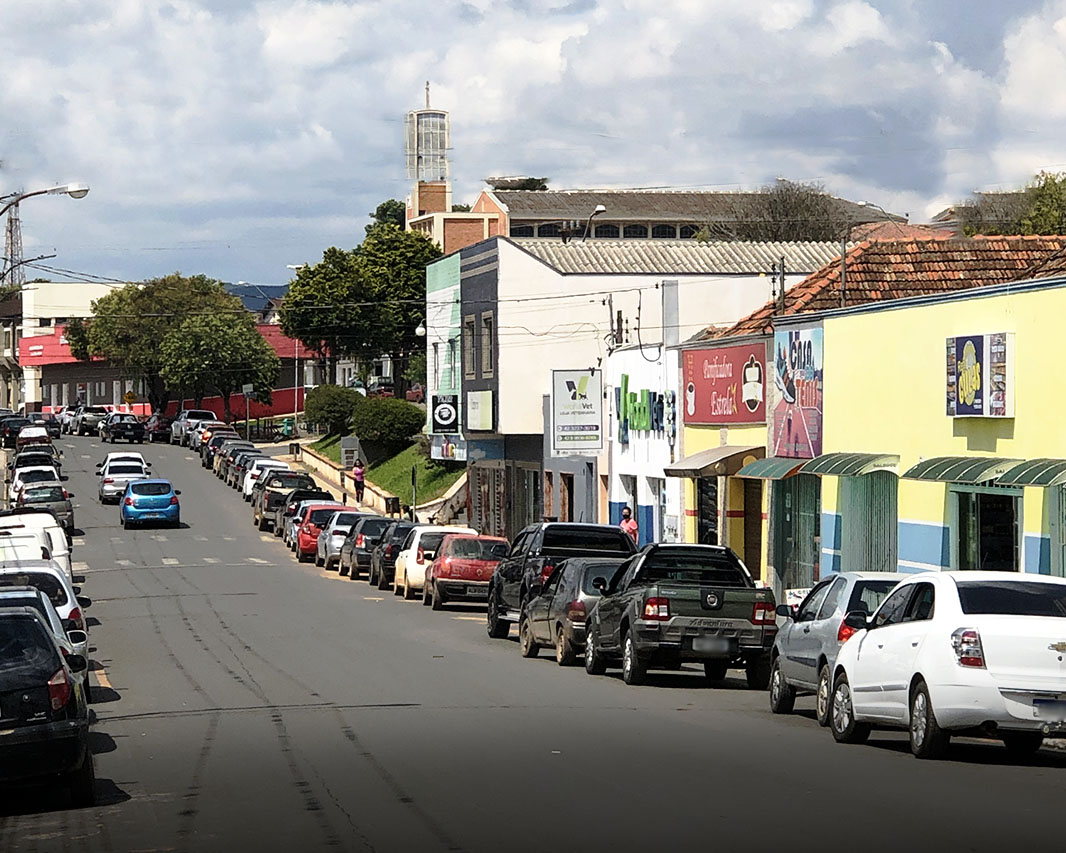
[
  {"x1": 431, "y1": 394, "x2": 459, "y2": 434},
  {"x1": 466, "y1": 390, "x2": 494, "y2": 431},
  {"x1": 430, "y1": 434, "x2": 468, "y2": 462},
  {"x1": 614, "y1": 373, "x2": 676, "y2": 447},
  {"x1": 946, "y1": 333, "x2": 1014, "y2": 418},
  {"x1": 681, "y1": 343, "x2": 766, "y2": 424},
  {"x1": 772, "y1": 327, "x2": 823, "y2": 459},
  {"x1": 552, "y1": 370, "x2": 603, "y2": 456}
]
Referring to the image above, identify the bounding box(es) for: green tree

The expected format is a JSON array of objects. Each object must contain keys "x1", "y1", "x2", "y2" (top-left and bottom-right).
[
  {"x1": 451, "y1": 203, "x2": 471, "y2": 212},
  {"x1": 403, "y1": 352, "x2": 426, "y2": 386},
  {"x1": 304, "y1": 384, "x2": 364, "y2": 435},
  {"x1": 957, "y1": 171, "x2": 1066, "y2": 236},
  {"x1": 366, "y1": 199, "x2": 406, "y2": 234},
  {"x1": 70, "y1": 273, "x2": 238, "y2": 412},
  {"x1": 159, "y1": 312, "x2": 280, "y2": 422},
  {"x1": 348, "y1": 397, "x2": 425, "y2": 457}
]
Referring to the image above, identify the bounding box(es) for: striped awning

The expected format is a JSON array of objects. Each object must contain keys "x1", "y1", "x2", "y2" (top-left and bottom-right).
[
  {"x1": 901, "y1": 456, "x2": 1022, "y2": 484},
  {"x1": 800, "y1": 452, "x2": 899, "y2": 477},
  {"x1": 735, "y1": 456, "x2": 805, "y2": 480},
  {"x1": 664, "y1": 445, "x2": 764, "y2": 478},
  {"x1": 997, "y1": 458, "x2": 1066, "y2": 487}
]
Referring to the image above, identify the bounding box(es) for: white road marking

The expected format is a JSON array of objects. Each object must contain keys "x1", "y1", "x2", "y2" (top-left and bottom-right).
[
  {"x1": 452, "y1": 616, "x2": 483, "y2": 622},
  {"x1": 259, "y1": 535, "x2": 274, "y2": 542},
  {"x1": 194, "y1": 536, "x2": 208, "y2": 542},
  {"x1": 72, "y1": 561, "x2": 90, "y2": 572},
  {"x1": 247, "y1": 557, "x2": 269, "y2": 564},
  {"x1": 63, "y1": 444, "x2": 75, "y2": 449},
  {"x1": 153, "y1": 535, "x2": 168, "y2": 542},
  {"x1": 73, "y1": 538, "x2": 86, "y2": 547},
  {"x1": 80, "y1": 454, "x2": 92, "y2": 459},
  {"x1": 116, "y1": 559, "x2": 132, "y2": 566},
  {"x1": 364, "y1": 596, "x2": 384, "y2": 601},
  {"x1": 204, "y1": 557, "x2": 220, "y2": 564},
  {"x1": 110, "y1": 537, "x2": 122, "y2": 542},
  {"x1": 223, "y1": 536, "x2": 235, "y2": 541},
  {"x1": 185, "y1": 456, "x2": 194, "y2": 461},
  {"x1": 161, "y1": 558, "x2": 179, "y2": 566}
]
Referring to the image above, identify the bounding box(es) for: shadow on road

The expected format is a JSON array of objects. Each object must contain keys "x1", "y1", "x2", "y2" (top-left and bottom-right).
[
  {"x1": 860, "y1": 733, "x2": 1066, "y2": 767},
  {"x1": 90, "y1": 686, "x2": 123, "y2": 704}
]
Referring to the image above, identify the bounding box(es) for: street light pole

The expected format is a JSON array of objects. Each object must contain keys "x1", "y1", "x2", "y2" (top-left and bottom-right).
[{"x1": 286, "y1": 264, "x2": 307, "y2": 419}]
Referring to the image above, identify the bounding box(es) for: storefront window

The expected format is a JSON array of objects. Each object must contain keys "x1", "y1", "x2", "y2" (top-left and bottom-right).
[
  {"x1": 955, "y1": 488, "x2": 1019, "y2": 571},
  {"x1": 697, "y1": 477, "x2": 718, "y2": 545}
]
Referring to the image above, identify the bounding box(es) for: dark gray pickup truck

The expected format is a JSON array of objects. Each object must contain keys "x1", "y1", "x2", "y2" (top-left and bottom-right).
[{"x1": 583, "y1": 543, "x2": 778, "y2": 688}]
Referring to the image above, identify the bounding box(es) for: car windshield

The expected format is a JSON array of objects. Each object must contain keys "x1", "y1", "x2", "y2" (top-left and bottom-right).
[
  {"x1": 84, "y1": 407, "x2": 108, "y2": 415},
  {"x1": 957, "y1": 581, "x2": 1066, "y2": 617},
  {"x1": 15, "y1": 456, "x2": 53, "y2": 468},
  {"x1": 22, "y1": 486, "x2": 65, "y2": 504},
  {"x1": 448, "y1": 538, "x2": 509, "y2": 560},
  {"x1": 0, "y1": 573, "x2": 67, "y2": 608},
  {"x1": 20, "y1": 470, "x2": 57, "y2": 483},
  {"x1": 0, "y1": 616, "x2": 59, "y2": 685},
  {"x1": 116, "y1": 415, "x2": 138, "y2": 423},
  {"x1": 847, "y1": 580, "x2": 901, "y2": 614},
  {"x1": 188, "y1": 411, "x2": 215, "y2": 420},
  {"x1": 636, "y1": 548, "x2": 753, "y2": 588},
  {"x1": 541, "y1": 527, "x2": 634, "y2": 553},
  {"x1": 131, "y1": 483, "x2": 172, "y2": 496},
  {"x1": 268, "y1": 474, "x2": 311, "y2": 489},
  {"x1": 355, "y1": 518, "x2": 390, "y2": 540},
  {"x1": 108, "y1": 465, "x2": 144, "y2": 475},
  {"x1": 308, "y1": 508, "x2": 343, "y2": 525}
]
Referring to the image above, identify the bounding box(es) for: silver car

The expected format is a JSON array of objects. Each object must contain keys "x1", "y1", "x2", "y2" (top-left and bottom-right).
[
  {"x1": 98, "y1": 460, "x2": 149, "y2": 503},
  {"x1": 769, "y1": 571, "x2": 907, "y2": 725},
  {"x1": 316, "y1": 510, "x2": 363, "y2": 570}
]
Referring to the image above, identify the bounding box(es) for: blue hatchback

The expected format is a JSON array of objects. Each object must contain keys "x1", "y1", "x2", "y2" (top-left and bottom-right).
[{"x1": 120, "y1": 479, "x2": 181, "y2": 529}]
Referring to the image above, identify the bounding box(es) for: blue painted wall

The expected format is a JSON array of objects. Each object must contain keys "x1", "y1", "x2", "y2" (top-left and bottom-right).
[{"x1": 1024, "y1": 535, "x2": 1051, "y2": 575}]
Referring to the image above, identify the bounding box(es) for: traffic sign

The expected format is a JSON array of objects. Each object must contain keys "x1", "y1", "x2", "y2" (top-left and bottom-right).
[{"x1": 123, "y1": 390, "x2": 137, "y2": 404}]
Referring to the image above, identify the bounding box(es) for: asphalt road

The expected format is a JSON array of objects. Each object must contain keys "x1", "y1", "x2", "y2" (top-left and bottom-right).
[{"x1": 1, "y1": 438, "x2": 1064, "y2": 852}]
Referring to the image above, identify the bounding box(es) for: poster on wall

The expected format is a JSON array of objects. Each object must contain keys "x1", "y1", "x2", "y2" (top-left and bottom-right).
[
  {"x1": 945, "y1": 332, "x2": 1014, "y2": 418},
  {"x1": 681, "y1": 343, "x2": 766, "y2": 424},
  {"x1": 772, "y1": 327, "x2": 823, "y2": 459},
  {"x1": 431, "y1": 394, "x2": 459, "y2": 433},
  {"x1": 551, "y1": 370, "x2": 603, "y2": 456}
]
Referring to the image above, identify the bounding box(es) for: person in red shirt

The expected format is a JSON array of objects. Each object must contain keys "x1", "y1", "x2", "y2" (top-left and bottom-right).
[{"x1": 619, "y1": 506, "x2": 638, "y2": 542}]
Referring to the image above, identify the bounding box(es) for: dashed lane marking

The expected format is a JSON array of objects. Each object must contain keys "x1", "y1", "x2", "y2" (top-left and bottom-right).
[
  {"x1": 152, "y1": 534, "x2": 169, "y2": 542},
  {"x1": 185, "y1": 456, "x2": 195, "y2": 461},
  {"x1": 194, "y1": 536, "x2": 208, "y2": 542},
  {"x1": 204, "y1": 558, "x2": 220, "y2": 564},
  {"x1": 162, "y1": 558, "x2": 179, "y2": 565},
  {"x1": 223, "y1": 536, "x2": 235, "y2": 541},
  {"x1": 116, "y1": 559, "x2": 132, "y2": 566},
  {"x1": 452, "y1": 616, "x2": 484, "y2": 622},
  {"x1": 364, "y1": 597, "x2": 384, "y2": 601},
  {"x1": 259, "y1": 535, "x2": 274, "y2": 542},
  {"x1": 73, "y1": 538, "x2": 86, "y2": 547},
  {"x1": 247, "y1": 557, "x2": 269, "y2": 564},
  {"x1": 80, "y1": 454, "x2": 92, "y2": 459},
  {"x1": 110, "y1": 537, "x2": 123, "y2": 543},
  {"x1": 63, "y1": 443, "x2": 75, "y2": 449},
  {"x1": 73, "y1": 561, "x2": 90, "y2": 572}
]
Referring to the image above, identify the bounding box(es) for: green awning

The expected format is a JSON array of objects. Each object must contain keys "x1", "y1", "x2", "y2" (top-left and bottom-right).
[
  {"x1": 735, "y1": 456, "x2": 805, "y2": 480},
  {"x1": 901, "y1": 456, "x2": 1022, "y2": 484},
  {"x1": 800, "y1": 452, "x2": 899, "y2": 477},
  {"x1": 997, "y1": 459, "x2": 1066, "y2": 487},
  {"x1": 664, "y1": 446, "x2": 764, "y2": 478}
]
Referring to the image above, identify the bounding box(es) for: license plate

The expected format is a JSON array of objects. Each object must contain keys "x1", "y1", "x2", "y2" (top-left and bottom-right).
[
  {"x1": 144, "y1": 513, "x2": 163, "y2": 519},
  {"x1": 689, "y1": 618, "x2": 728, "y2": 629},
  {"x1": 1034, "y1": 699, "x2": 1066, "y2": 721},
  {"x1": 466, "y1": 586, "x2": 488, "y2": 597},
  {"x1": 693, "y1": 636, "x2": 733, "y2": 654}
]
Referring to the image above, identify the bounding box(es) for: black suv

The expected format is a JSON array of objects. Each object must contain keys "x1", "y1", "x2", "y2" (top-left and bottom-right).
[
  {"x1": 370, "y1": 521, "x2": 419, "y2": 589},
  {"x1": 99, "y1": 413, "x2": 146, "y2": 444},
  {"x1": 487, "y1": 523, "x2": 637, "y2": 639}
]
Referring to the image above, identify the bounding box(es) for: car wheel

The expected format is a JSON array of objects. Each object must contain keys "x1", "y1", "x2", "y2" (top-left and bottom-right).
[
  {"x1": 422, "y1": 582, "x2": 433, "y2": 607},
  {"x1": 486, "y1": 587, "x2": 510, "y2": 639},
  {"x1": 830, "y1": 672, "x2": 871, "y2": 745},
  {"x1": 402, "y1": 573, "x2": 416, "y2": 600},
  {"x1": 257, "y1": 515, "x2": 268, "y2": 531},
  {"x1": 519, "y1": 615, "x2": 539, "y2": 658},
  {"x1": 83, "y1": 681, "x2": 93, "y2": 704},
  {"x1": 68, "y1": 754, "x2": 96, "y2": 808},
  {"x1": 377, "y1": 569, "x2": 390, "y2": 591},
  {"x1": 621, "y1": 633, "x2": 647, "y2": 686},
  {"x1": 909, "y1": 679, "x2": 950, "y2": 759},
  {"x1": 584, "y1": 626, "x2": 607, "y2": 675},
  {"x1": 555, "y1": 624, "x2": 576, "y2": 666},
  {"x1": 122, "y1": 518, "x2": 131, "y2": 530},
  {"x1": 746, "y1": 657, "x2": 772, "y2": 690},
  {"x1": 1002, "y1": 732, "x2": 1044, "y2": 756},
  {"x1": 431, "y1": 582, "x2": 446, "y2": 611},
  {"x1": 368, "y1": 564, "x2": 378, "y2": 585},
  {"x1": 393, "y1": 574, "x2": 403, "y2": 596},
  {"x1": 769, "y1": 658, "x2": 796, "y2": 714},
  {"x1": 704, "y1": 661, "x2": 728, "y2": 683},
  {"x1": 815, "y1": 664, "x2": 832, "y2": 726},
  {"x1": 315, "y1": 552, "x2": 324, "y2": 567},
  {"x1": 338, "y1": 558, "x2": 349, "y2": 577}
]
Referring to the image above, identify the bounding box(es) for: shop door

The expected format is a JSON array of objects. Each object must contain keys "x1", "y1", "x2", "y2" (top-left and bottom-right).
[
  {"x1": 742, "y1": 479, "x2": 763, "y2": 579},
  {"x1": 840, "y1": 472, "x2": 898, "y2": 572},
  {"x1": 697, "y1": 477, "x2": 718, "y2": 545},
  {"x1": 956, "y1": 489, "x2": 1019, "y2": 571},
  {"x1": 773, "y1": 474, "x2": 821, "y2": 592}
]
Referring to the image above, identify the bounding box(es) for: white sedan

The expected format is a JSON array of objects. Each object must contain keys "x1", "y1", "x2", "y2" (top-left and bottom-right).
[
  {"x1": 8, "y1": 465, "x2": 61, "y2": 504},
  {"x1": 242, "y1": 459, "x2": 291, "y2": 500},
  {"x1": 830, "y1": 571, "x2": 1066, "y2": 759}
]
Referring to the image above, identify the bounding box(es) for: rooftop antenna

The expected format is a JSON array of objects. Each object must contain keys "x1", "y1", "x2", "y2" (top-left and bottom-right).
[{"x1": 426, "y1": 80, "x2": 430, "y2": 109}]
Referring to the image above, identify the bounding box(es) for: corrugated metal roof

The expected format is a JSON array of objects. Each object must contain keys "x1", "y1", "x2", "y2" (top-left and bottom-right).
[{"x1": 513, "y1": 239, "x2": 844, "y2": 275}]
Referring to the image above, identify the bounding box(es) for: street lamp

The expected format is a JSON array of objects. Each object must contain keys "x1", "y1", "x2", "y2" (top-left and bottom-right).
[
  {"x1": 582, "y1": 204, "x2": 607, "y2": 243},
  {"x1": 0, "y1": 183, "x2": 90, "y2": 220}
]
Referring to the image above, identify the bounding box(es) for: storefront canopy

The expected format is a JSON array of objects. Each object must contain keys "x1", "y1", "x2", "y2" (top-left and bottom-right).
[
  {"x1": 735, "y1": 456, "x2": 805, "y2": 480},
  {"x1": 997, "y1": 458, "x2": 1066, "y2": 487},
  {"x1": 800, "y1": 452, "x2": 899, "y2": 477},
  {"x1": 664, "y1": 445, "x2": 764, "y2": 479},
  {"x1": 901, "y1": 456, "x2": 1022, "y2": 484}
]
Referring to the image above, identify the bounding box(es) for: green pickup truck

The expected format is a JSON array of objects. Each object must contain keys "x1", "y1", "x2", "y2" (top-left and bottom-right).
[{"x1": 583, "y1": 543, "x2": 778, "y2": 688}]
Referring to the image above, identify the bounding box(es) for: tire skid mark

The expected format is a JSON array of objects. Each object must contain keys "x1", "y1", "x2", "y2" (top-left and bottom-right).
[
  {"x1": 177, "y1": 712, "x2": 222, "y2": 843},
  {"x1": 332, "y1": 708, "x2": 464, "y2": 852},
  {"x1": 271, "y1": 710, "x2": 345, "y2": 849}
]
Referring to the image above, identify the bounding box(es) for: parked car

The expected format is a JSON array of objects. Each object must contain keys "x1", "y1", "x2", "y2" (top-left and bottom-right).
[
  {"x1": 486, "y1": 522, "x2": 637, "y2": 640},
  {"x1": 15, "y1": 484, "x2": 75, "y2": 533},
  {"x1": 581, "y1": 544, "x2": 777, "y2": 688},
  {"x1": 517, "y1": 557, "x2": 626, "y2": 664},
  {"x1": 0, "y1": 608, "x2": 94, "y2": 805},
  {"x1": 276, "y1": 489, "x2": 336, "y2": 543},
  {"x1": 9, "y1": 466, "x2": 61, "y2": 505},
  {"x1": 202, "y1": 431, "x2": 241, "y2": 468},
  {"x1": 189, "y1": 420, "x2": 229, "y2": 450},
  {"x1": 17, "y1": 425, "x2": 52, "y2": 449},
  {"x1": 26, "y1": 412, "x2": 61, "y2": 439},
  {"x1": 316, "y1": 510, "x2": 366, "y2": 571},
  {"x1": 769, "y1": 572, "x2": 907, "y2": 725},
  {"x1": 214, "y1": 440, "x2": 255, "y2": 477},
  {"x1": 98, "y1": 460, "x2": 149, "y2": 504},
  {"x1": 227, "y1": 450, "x2": 266, "y2": 489},
  {"x1": 366, "y1": 377, "x2": 395, "y2": 398},
  {"x1": 71, "y1": 406, "x2": 109, "y2": 436},
  {"x1": 405, "y1": 382, "x2": 424, "y2": 403},
  {"x1": 292, "y1": 503, "x2": 347, "y2": 563},
  {"x1": 58, "y1": 406, "x2": 79, "y2": 434},
  {"x1": 99, "y1": 412, "x2": 146, "y2": 444},
  {"x1": 120, "y1": 479, "x2": 181, "y2": 529},
  {"x1": 10, "y1": 445, "x2": 63, "y2": 477},
  {"x1": 0, "y1": 515, "x2": 72, "y2": 581},
  {"x1": 0, "y1": 559, "x2": 91, "y2": 647},
  {"x1": 369, "y1": 521, "x2": 420, "y2": 590},
  {"x1": 168, "y1": 409, "x2": 217, "y2": 445},
  {"x1": 423, "y1": 534, "x2": 510, "y2": 610},
  {"x1": 143, "y1": 412, "x2": 173, "y2": 443},
  {"x1": 338, "y1": 515, "x2": 391, "y2": 578},
  {"x1": 242, "y1": 459, "x2": 291, "y2": 500},
  {"x1": 0, "y1": 417, "x2": 31, "y2": 447},
  {"x1": 0, "y1": 587, "x2": 86, "y2": 670},
  {"x1": 829, "y1": 572, "x2": 1066, "y2": 759},
  {"x1": 393, "y1": 525, "x2": 478, "y2": 601},
  {"x1": 251, "y1": 472, "x2": 317, "y2": 531}
]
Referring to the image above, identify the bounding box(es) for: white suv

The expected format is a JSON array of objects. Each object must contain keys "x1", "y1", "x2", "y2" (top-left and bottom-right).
[{"x1": 169, "y1": 410, "x2": 217, "y2": 445}]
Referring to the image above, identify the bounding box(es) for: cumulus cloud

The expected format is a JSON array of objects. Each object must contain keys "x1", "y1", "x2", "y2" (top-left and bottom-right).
[{"x1": 0, "y1": 0, "x2": 1058, "y2": 283}]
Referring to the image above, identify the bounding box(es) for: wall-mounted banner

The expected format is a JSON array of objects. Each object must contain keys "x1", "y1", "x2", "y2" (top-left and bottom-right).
[
  {"x1": 431, "y1": 394, "x2": 459, "y2": 433},
  {"x1": 551, "y1": 370, "x2": 603, "y2": 456},
  {"x1": 946, "y1": 332, "x2": 1014, "y2": 417},
  {"x1": 613, "y1": 373, "x2": 677, "y2": 447},
  {"x1": 466, "y1": 390, "x2": 494, "y2": 431},
  {"x1": 430, "y1": 434, "x2": 468, "y2": 462},
  {"x1": 772, "y1": 327, "x2": 823, "y2": 459},
  {"x1": 681, "y1": 343, "x2": 766, "y2": 424}
]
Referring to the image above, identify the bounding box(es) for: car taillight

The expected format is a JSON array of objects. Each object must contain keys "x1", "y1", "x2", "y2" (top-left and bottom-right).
[
  {"x1": 642, "y1": 596, "x2": 670, "y2": 621},
  {"x1": 356, "y1": 534, "x2": 365, "y2": 548},
  {"x1": 48, "y1": 667, "x2": 71, "y2": 711},
  {"x1": 385, "y1": 544, "x2": 394, "y2": 558},
  {"x1": 751, "y1": 602, "x2": 776, "y2": 625},
  {"x1": 837, "y1": 621, "x2": 857, "y2": 643},
  {"x1": 63, "y1": 490, "x2": 69, "y2": 498},
  {"x1": 170, "y1": 495, "x2": 179, "y2": 505},
  {"x1": 251, "y1": 473, "x2": 259, "y2": 480},
  {"x1": 567, "y1": 599, "x2": 587, "y2": 622},
  {"x1": 417, "y1": 548, "x2": 425, "y2": 563},
  {"x1": 124, "y1": 497, "x2": 134, "y2": 506},
  {"x1": 104, "y1": 477, "x2": 114, "y2": 484},
  {"x1": 68, "y1": 607, "x2": 85, "y2": 632},
  {"x1": 951, "y1": 627, "x2": 985, "y2": 668}
]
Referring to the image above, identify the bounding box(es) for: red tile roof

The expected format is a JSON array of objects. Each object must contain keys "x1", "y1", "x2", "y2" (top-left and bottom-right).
[
  {"x1": 696, "y1": 236, "x2": 1066, "y2": 340},
  {"x1": 1020, "y1": 245, "x2": 1066, "y2": 279}
]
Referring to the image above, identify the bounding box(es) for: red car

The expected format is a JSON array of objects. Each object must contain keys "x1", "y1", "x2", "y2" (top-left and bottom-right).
[
  {"x1": 294, "y1": 503, "x2": 346, "y2": 563},
  {"x1": 144, "y1": 413, "x2": 173, "y2": 443},
  {"x1": 423, "y1": 534, "x2": 510, "y2": 610}
]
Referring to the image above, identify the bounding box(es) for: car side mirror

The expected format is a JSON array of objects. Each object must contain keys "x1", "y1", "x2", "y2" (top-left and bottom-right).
[
  {"x1": 174, "y1": 490, "x2": 181, "y2": 496},
  {"x1": 592, "y1": 577, "x2": 607, "y2": 593},
  {"x1": 66, "y1": 629, "x2": 87, "y2": 647},
  {"x1": 76, "y1": 595, "x2": 92, "y2": 609},
  {"x1": 843, "y1": 610, "x2": 870, "y2": 631},
  {"x1": 775, "y1": 603, "x2": 795, "y2": 620},
  {"x1": 66, "y1": 654, "x2": 88, "y2": 673}
]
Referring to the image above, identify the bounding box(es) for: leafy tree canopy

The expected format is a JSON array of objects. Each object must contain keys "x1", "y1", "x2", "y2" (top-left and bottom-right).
[
  {"x1": 304, "y1": 384, "x2": 364, "y2": 435},
  {"x1": 958, "y1": 172, "x2": 1066, "y2": 236},
  {"x1": 348, "y1": 397, "x2": 425, "y2": 456},
  {"x1": 367, "y1": 199, "x2": 406, "y2": 234}
]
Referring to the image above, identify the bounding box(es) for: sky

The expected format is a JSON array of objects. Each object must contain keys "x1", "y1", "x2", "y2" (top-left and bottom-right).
[{"x1": 2, "y1": 0, "x2": 1065, "y2": 286}]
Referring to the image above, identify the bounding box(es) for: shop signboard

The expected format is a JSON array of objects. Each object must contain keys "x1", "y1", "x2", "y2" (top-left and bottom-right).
[
  {"x1": 551, "y1": 369, "x2": 603, "y2": 456},
  {"x1": 681, "y1": 343, "x2": 766, "y2": 424},
  {"x1": 772, "y1": 327, "x2": 823, "y2": 459},
  {"x1": 431, "y1": 394, "x2": 459, "y2": 434},
  {"x1": 614, "y1": 373, "x2": 676, "y2": 447},
  {"x1": 946, "y1": 332, "x2": 1014, "y2": 417}
]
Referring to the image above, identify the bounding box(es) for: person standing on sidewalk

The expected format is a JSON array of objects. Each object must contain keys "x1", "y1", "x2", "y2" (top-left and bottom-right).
[
  {"x1": 619, "y1": 506, "x2": 638, "y2": 543},
  {"x1": 351, "y1": 458, "x2": 366, "y2": 504}
]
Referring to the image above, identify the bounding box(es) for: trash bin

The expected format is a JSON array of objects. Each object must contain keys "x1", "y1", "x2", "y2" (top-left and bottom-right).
[
  {"x1": 384, "y1": 496, "x2": 401, "y2": 516},
  {"x1": 289, "y1": 442, "x2": 300, "y2": 457},
  {"x1": 282, "y1": 417, "x2": 295, "y2": 437}
]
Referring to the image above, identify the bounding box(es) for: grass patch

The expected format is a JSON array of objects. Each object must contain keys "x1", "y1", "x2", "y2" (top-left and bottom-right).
[
  {"x1": 310, "y1": 434, "x2": 342, "y2": 465},
  {"x1": 368, "y1": 445, "x2": 463, "y2": 505}
]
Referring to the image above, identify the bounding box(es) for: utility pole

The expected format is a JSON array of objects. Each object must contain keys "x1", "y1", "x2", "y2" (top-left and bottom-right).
[{"x1": 3, "y1": 202, "x2": 24, "y2": 287}]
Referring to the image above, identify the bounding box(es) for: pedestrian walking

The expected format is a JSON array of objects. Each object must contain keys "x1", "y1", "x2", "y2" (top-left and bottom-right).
[
  {"x1": 619, "y1": 505, "x2": 638, "y2": 542},
  {"x1": 352, "y1": 459, "x2": 366, "y2": 503}
]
